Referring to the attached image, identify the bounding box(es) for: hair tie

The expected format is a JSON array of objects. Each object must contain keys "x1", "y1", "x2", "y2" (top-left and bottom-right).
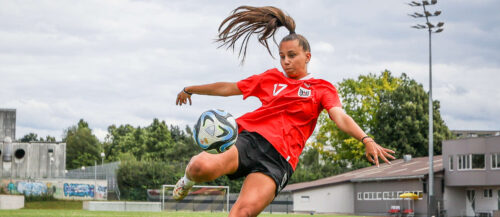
[{"x1": 289, "y1": 30, "x2": 296, "y2": 34}]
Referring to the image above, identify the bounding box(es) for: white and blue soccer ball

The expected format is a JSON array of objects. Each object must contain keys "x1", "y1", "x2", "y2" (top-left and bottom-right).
[{"x1": 193, "y1": 109, "x2": 238, "y2": 153}]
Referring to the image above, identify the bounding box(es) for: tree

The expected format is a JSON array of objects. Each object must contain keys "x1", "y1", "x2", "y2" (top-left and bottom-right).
[
  {"x1": 315, "y1": 70, "x2": 402, "y2": 170},
  {"x1": 103, "y1": 119, "x2": 199, "y2": 163},
  {"x1": 373, "y1": 74, "x2": 453, "y2": 157},
  {"x1": 20, "y1": 133, "x2": 57, "y2": 142},
  {"x1": 20, "y1": 133, "x2": 40, "y2": 142},
  {"x1": 63, "y1": 119, "x2": 101, "y2": 169}
]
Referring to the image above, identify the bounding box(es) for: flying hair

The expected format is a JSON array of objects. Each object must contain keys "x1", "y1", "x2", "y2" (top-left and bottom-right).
[{"x1": 216, "y1": 6, "x2": 300, "y2": 63}]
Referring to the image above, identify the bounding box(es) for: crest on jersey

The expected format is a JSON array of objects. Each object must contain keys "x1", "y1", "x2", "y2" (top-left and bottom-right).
[{"x1": 298, "y1": 87, "x2": 311, "y2": 97}]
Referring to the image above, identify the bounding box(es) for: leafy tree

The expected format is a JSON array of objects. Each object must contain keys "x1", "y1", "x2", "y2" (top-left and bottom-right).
[
  {"x1": 103, "y1": 119, "x2": 199, "y2": 164},
  {"x1": 20, "y1": 133, "x2": 57, "y2": 142},
  {"x1": 20, "y1": 133, "x2": 40, "y2": 142},
  {"x1": 315, "y1": 70, "x2": 402, "y2": 170},
  {"x1": 44, "y1": 135, "x2": 56, "y2": 142},
  {"x1": 373, "y1": 74, "x2": 453, "y2": 157},
  {"x1": 63, "y1": 119, "x2": 101, "y2": 169}
]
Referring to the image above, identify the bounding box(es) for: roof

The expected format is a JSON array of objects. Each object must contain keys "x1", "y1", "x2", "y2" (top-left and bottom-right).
[{"x1": 283, "y1": 155, "x2": 443, "y2": 192}]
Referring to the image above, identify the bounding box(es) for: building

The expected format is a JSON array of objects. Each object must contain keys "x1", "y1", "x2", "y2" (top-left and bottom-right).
[
  {"x1": 443, "y1": 136, "x2": 500, "y2": 216},
  {"x1": 284, "y1": 136, "x2": 500, "y2": 216},
  {"x1": 451, "y1": 130, "x2": 500, "y2": 139},
  {"x1": 0, "y1": 108, "x2": 109, "y2": 201},
  {"x1": 1, "y1": 109, "x2": 66, "y2": 179},
  {"x1": 0, "y1": 109, "x2": 16, "y2": 142},
  {"x1": 284, "y1": 155, "x2": 443, "y2": 216}
]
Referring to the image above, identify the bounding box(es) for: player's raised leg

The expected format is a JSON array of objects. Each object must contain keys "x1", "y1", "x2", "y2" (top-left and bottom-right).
[
  {"x1": 229, "y1": 172, "x2": 276, "y2": 217},
  {"x1": 173, "y1": 145, "x2": 239, "y2": 200}
]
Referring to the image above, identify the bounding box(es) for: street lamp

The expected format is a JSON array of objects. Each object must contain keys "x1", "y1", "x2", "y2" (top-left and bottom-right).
[
  {"x1": 408, "y1": 1, "x2": 444, "y2": 216},
  {"x1": 100, "y1": 152, "x2": 105, "y2": 165}
]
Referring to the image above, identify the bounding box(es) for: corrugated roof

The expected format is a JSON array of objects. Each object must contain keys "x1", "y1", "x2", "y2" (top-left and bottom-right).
[{"x1": 283, "y1": 155, "x2": 443, "y2": 192}]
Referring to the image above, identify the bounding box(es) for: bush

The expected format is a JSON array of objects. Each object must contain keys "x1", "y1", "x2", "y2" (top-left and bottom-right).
[
  {"x1": 117, "y1": 160, "x2": 184, "y2": 201},
  {"x1": 24, "y1": 193, "x2": 57, "y2": 202}
]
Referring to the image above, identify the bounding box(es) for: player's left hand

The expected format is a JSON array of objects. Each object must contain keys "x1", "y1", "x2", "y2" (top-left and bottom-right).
[
  {"x1": 364, "y1": 138, "x2": 395, "y2": 167},
  {"x1": 176, "y1": 89, "x2": 192, "y2": 106}
]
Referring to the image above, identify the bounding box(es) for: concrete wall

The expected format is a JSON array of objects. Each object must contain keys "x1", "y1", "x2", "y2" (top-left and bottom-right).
[
  {"x1": 292, "y1": 182, "x2": 354, "y2": 214},
  {"x1": 0, "y1": 178, "x2": 107, "y2": 200},
  {"x1": 444, "y1": 186, "x2": 466, "y2": 217},
  {"x1": 84, "y1": 201, "x2": 161, "y2": 212},
  {"x1": 0, "y1": 195, "x2": 24, "y2": 209},
  {"x1": 443, "y1": 136, "x2": 500, "y2": 186},
  {"x1": 1, "y1": 142, "x2": 66, "y2": 178},
  {"x1": 0, "y1": 109, "x2": 16, "y2": 142}
]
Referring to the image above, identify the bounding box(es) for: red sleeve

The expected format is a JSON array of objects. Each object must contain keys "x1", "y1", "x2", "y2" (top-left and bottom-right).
[
  {"x1": 320, "y1": 83, "x2": 342, "y2": 111},
  {"x1": 236, "y1": 70, "x2": 271, "y2": 100}
]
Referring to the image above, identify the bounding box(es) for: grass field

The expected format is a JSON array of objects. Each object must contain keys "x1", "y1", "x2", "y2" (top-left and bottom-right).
[
  {"x1": 0, "y1": 201, "x2": 360, "y2": 217},
  {"x1": 0, "y1": 210, "x2": 358, "y2": 217}
]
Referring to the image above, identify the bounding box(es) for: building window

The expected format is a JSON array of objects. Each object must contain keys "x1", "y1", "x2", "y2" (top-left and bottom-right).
[
  {"x1": 357, "y1": 192, "x2": 363, "y2": 200},
  {"x1": 484, "y1": 189, "x2": 492, "y2": 198},
  {"x1": 492, "y1": 153, "x2": 500, "y2": 169},
  {"x1": 301, "y1": 195, "x2": 310, "y2": 202},
  {"x1": 449, "y1": 155, "x2": 454, "y2": 170},
  {"x1": 471, "y1": 154, "x2": 485, "y2": 169},
  {"x1": 458, "y1": 154, "x2": 485, "y2": 170}
]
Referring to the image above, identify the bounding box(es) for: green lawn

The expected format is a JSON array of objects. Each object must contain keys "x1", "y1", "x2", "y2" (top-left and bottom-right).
[
  {"x1": 0, "y1": 201, "x2": 360, "y2": 217},
  {"x1": 0, "y1": 210, "x2": 358, "y2": 217}
]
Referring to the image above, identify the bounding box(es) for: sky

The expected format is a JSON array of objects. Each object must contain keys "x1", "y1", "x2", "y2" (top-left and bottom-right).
[{"x1": 1, "y1": 0, "x2": 499, "y2": 141}]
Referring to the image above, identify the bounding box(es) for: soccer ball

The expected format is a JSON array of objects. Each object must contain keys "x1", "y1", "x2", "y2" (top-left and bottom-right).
[{"x1": 193, "y1": 109, "x2": 238, "y2": 153}]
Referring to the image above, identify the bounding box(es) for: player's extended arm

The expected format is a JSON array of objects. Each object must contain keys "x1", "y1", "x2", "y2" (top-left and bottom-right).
[
  {"x1": 328, "y1": 107, "x2": 395, "y2": 166},
  {"x1": 176, "y1": 82, "x2": 242, "y2": 106}
]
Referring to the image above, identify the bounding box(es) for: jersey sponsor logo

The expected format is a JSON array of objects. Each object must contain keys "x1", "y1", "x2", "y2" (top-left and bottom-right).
[
  {"x1": 273, "y1": 84, "x2": 288, "y2": 96},
  {"x1": 298, "y1": 87, "x2": 311, "y2": 97},
  {"x1": 304, "y1": 83, "x2": 311, "y2": 88}
]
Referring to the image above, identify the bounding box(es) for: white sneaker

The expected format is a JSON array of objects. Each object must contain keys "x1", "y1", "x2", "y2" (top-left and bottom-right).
[{"x1": 172, "y1": 178, "x2": 192, "y2": 200}]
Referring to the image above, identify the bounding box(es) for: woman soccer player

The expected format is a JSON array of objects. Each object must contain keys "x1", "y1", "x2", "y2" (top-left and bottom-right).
[{"x1": 175, "y1": 6, "x2": 395, "y2": 217}]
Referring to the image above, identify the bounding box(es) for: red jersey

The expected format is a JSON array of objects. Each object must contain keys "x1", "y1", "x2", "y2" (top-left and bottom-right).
[{"x1": 236, "y1": 68, "x2": 342, "y2": 170}]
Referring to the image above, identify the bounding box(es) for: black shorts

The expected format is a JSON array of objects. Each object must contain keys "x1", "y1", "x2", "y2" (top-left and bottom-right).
[{"x1": 227, "y1": 130, "x2": 294, "y2": 196}]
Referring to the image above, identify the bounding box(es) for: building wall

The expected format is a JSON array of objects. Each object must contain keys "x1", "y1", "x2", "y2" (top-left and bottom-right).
[
  {"x1": 353, "y1": 174, "x2": 444, "y2": 217},
  {"x1": 0, "y1": 109, "x2": 16, "y2": 142},
  {"x1": 292, "y1": 183, "x2": 354, "y2": 214},
  {"x1": 1, "y1": 142, "x2": 66, "y2": 178},
  {"x1": 0, "y1": 178, "x2": 107, "y2": 200},
  {"x1": 443, "y1": 136, "x2": 500, "y2": 186},
  {"x1": 444, "y1": 186, "x2": 466, "y2": 217},
  {"x1": 354, "y1": 179, "x2": 425, "y2": 216}
]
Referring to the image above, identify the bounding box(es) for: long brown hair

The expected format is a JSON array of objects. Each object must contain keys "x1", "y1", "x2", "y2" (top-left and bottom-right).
[{"x1": 217, "y1": 6, "x2": 311, "y2": 63}]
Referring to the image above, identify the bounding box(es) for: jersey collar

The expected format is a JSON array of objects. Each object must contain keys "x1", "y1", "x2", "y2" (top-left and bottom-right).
[{"x1": 282, "y1": 71, "x2": 314, "y2": 80}]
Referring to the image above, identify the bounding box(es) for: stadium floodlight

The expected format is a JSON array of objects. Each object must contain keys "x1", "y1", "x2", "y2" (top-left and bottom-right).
[{"x1": 407, "y1": 1, "x2": 444, "y2": 216}]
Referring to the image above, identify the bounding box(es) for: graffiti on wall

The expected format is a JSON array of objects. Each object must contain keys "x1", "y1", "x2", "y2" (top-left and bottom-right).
[
  {"x1": 64, "y1": 183, "x2": 94, "y2": 198},
  {"x1": 96, "y1": 186, "x2": 107, "y2": 199},
  {"x1": 1, "y1": 179, "x2": 107, "y2": 200},
  {"x1": 0, "y1": 180, "x2": 56, "y2": 196},
  {"x1": 17, "y1": 182, "x2": 47, "y2": 196}
]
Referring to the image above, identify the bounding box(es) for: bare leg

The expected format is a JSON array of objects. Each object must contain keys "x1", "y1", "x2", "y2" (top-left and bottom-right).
[
  {"x1": 185, "y1": 145, "x2": 239, "y2": 182},
  {"x1": 229, "y1": 172, "x2": 276, "y2": 217}
]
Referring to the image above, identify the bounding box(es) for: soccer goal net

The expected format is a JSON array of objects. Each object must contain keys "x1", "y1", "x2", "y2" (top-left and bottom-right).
[{"x1": 161, "y1": 185, "x2": 230, "y2": 212}]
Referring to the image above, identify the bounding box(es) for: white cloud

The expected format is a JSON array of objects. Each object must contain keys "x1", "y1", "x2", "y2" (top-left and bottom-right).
[{"x1": 1, "y1": 0, "x2": 500, "y2": 142}]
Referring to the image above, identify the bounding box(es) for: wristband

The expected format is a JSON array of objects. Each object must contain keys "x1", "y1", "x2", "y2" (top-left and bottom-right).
[
  {"x1": 183, "y1": 88, "x2": 193, "y2": 95},
  {"x1": 361, "y1": 136, "x2": 371, "y2": 145}
]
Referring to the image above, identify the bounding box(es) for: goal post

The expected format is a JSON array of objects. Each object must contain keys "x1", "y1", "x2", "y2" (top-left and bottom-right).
[{"x1": 162, "y1": 184, "x2": 230, "y2": 212}]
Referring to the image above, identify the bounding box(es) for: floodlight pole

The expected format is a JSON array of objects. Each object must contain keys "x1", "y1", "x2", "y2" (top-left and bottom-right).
[{"x1": 408, "y1": 1, "x2": 444, "y2": 216}]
